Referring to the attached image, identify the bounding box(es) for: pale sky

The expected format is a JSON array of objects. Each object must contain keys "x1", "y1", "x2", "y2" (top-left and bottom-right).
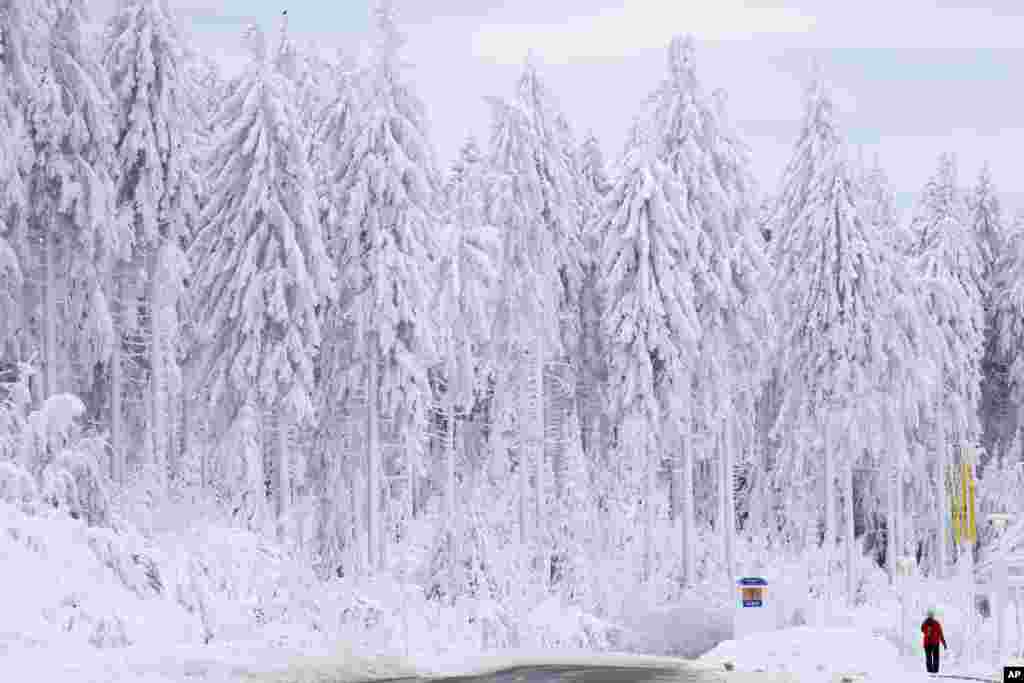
[{"x1": 95, "y1": 1, "x2": 1024, "y2": 215}]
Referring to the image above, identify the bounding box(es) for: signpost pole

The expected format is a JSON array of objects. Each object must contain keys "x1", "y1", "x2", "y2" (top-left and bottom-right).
[{"x1": 989, "y1": 513, "x2": 1014, "y2": 669}]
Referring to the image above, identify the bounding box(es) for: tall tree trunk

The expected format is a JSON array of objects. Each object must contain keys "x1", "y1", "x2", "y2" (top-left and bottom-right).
[
  {"x1": 366, "y1": 341, "x2": 380, "y2": 573},
  {"x1": 722, "y1": 414, "x2": 736, "y2": 585},
  {"x1": 643, "y1": 416, "x2": 654, "y2": 584},
  {"x1": 823, "y1": 416, "x2": 836, "y2": 613},
  {"x1": 935, "y1": 398, "x2": 948, "y2": 579},
  {"x1": 276, "y1": 406, "x2": 290, "y2": 541},
  {"x1": 887, "y1": 453, "x2": 898, "y2": 584},
  {"x1": 181, "y1": 358, "x2": 197, "y2": 490},
  {"x1": 824, "y1": 423, "x2": 836, "y2": 550},
  {"x1": 681, "y1": 429, "x2": 695, "y2": 587},
  {"x1": 534, "y1": 337, "x2": 545, "y2": 574},
  {"x1": 445, "y1": 390, "x2": 460, "y2": 592},
  {"x1": 844, "y1": 462, "x2": 856, "y2": 606},
  {"x1": 149, "y1": 246, "x2": 165, "y2": 481},
  {"x1": 44, "y1": 227, "x2": 59, "y2": 398},
  {"x1": 407, "y1": 430, "x2": 417, "y2": 520},
  {"x1": 445, "y1": 392, "x2": 456, "y2": 527},
  {"x1": 352, "y1": 468, "x2": 366, "y2": 577},
  {"x1": 518, "y1": 360, "x2": 530, "y2": 547},
  {"x1": 110, "y1": 270, "x2": 124, "y2": 484}
]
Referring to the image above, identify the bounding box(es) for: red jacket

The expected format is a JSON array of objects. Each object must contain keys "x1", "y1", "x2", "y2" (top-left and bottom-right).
[{"x1": 922, "y1": 618, "x2": 947, "y2": 647}]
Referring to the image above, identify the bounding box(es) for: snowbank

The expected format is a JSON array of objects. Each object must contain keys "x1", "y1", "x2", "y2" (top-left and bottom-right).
[
  {"x1": 700, "y1": 626, "x2": 908, "y2": 683},
  {"x1": 0, "y1": 500, "x2": 422, "y2": 682},
  {"x1": 615, "y1": 597, "x2": 733, "y2": 657}
]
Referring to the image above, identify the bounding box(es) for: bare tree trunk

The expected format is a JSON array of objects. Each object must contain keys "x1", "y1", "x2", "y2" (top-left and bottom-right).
[
  {"x1": 681, "y1": 432, "x2": 695, "y2": 586},
  {"x1": 887, "y1": 454, "x2": 898, "y2": 584},
  {"x1": 823, "y1": 416, "x2": 836, "y2": 618},
  {"x1": 534, "y1": 339, "x2": 545, "y2": 578},
  {"x1": 276, "y1": 406, "x2": 290, "y2": 541},
  {"x1": 445, "y1": 392, "x2": 456, "y2": 527},
  {"x1": 536, "y1": 342, "x2": 544, "y2": 544},
  {"x1": 824, "y1": 423, "x2": 836, "y2": 550},
  {"x1": 407, "y1": 430, "x2": 417, "y2": 520},
  {"x1": 110, "y1": 270, "x2": 124, "y2": 484},
  {"x1": 518, "y1": 361, "x2": 530, "y2": 547},
  {"x1": 935, "y1": 399, "x2": 948, "y2": 579},
  {"x1": 366, "y1": 341, "x2": 380, "y2": 573},
  {"x1": 896, "y1": 453, "x2": 904, "y2": 563},
  {"x1": 723, "y1": 414, "x2": 736, "y2": 586},
  {"x1": 180, "y1": 359, "x2": 196, "y2": 490},
  {"x1": 446, "y1": 391, "x2": 460, "y2": 592},
  {"x1": 844, "y1": 462, "x2": 856, "y2": 606},
  {"x1": 149, "y1": 247, "x2": 165, "y2": 482},
  {"x1": 643, "y1": 417, "x2": 654, "y2": 584},
  {"x1": 44, "y1": 227, "x2": 59, "y2": 398}
]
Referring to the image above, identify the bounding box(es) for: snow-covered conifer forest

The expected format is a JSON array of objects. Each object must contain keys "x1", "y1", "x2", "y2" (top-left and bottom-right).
[{"x1": 3, "y1": 0, "x2": 1024, "y2": 679}]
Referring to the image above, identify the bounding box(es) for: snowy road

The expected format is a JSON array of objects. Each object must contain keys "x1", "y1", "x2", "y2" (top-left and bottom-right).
[{"x1": 375, "y1": 664, "x2": 725, "y2": 683}]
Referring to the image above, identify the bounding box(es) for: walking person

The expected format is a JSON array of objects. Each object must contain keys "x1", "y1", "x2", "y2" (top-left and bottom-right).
[{"x1": 921, "y1": 609, "x2": 948, "y2": 673}]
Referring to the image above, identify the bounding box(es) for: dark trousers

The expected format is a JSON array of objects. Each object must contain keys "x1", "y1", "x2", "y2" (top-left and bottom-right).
[{"x1": 924, "y1": 644, "x2": 941, "y2": 673}]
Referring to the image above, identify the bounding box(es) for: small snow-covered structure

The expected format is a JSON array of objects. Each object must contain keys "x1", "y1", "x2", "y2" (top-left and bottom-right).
[{"x1": 734, "y1": 577, "x2": 777, "y2": 639}]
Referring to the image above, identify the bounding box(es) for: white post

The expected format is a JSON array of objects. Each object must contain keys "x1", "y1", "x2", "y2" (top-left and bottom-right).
[
  {"x1": 990, "y1": 513, "x2": 1013, "y2": 667},
  {"x1": 961, "y1": 548, "x2": 974, "y2": 670},
  {"x1": 995, "y1": 552, "x2": 1008, "y2": 666}
]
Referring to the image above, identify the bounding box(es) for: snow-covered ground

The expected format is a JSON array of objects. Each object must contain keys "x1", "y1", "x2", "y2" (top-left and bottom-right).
[
  {"x1": 700, "y1": 620, "x2": 1021, "y2": 682},
  {"x1": 0, "y1": 499, "x2": 423, "y2": 683},
  {"x1": 6, "y1": 495, "x2": 1021, "y2": 683}
]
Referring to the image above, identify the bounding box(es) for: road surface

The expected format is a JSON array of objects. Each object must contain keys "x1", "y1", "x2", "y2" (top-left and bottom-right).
[{"x1": 375, "y1": 663, "x2": 727, "y2": 683}]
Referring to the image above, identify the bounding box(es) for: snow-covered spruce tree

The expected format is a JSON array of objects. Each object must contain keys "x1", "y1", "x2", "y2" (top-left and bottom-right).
[
  {"x1": 104, "y1": 0, "x2": 199, "y2": 488},
  {"x1": 576, "y1": 132, "x2": 611, "y2": 472},
  {"x1": 185, "y1": 54, "x2": 224, "y2": 155},
  {"x1": 598, "y1": 143, "x2": 702, "y2": 586},
  {"x1": 771, "y1": 73, "x2": 899, "y2": 603},
  {"x1": 304, "y1": 54, "x2": 364, "y2": 580},
  {"x1": 424, "y1": 136, "x2": 501, "y2": 602},
  {"x1": 861, "y1": 158, "x2": 905, "y2": 247},
  {"x1": 516, "y1": 61, "x2": 584, "y2": 564},
  {"x1": 485, "y1": 94, "x2": 560, "y2": 565},
  {"x1": 641, "y1": 35, "x2": 771, "y2": 585},
  {"x1": 487, "y1": 61, "x2": 582, "y2": 571},
  {"x1": 24, "y1": 0, "x2": 116, "y2": 408},
  {"x1": 188, "y1": 24, "x2": 333, "y2": 537},
  {"x1": 857, "y1": 157, "x2": 944, "y2": 579},
  {"x1": 309, "y1": 52, "x2": 359, "y2": 219},
  {"x1": 967, "y1": 163, "x2": 1003, "y2": 291},
  {"x1": 965, "y1": 164, "x2": 1012, "y2": 467},
  {"x1": 437, "y1": 137, "x2": 499, "y2": 524},
  {"x1": 909, "y1": 153, "x2": 985, "y2": 575},
  {"x1": 515, "y1": 59, "x2": 584, "y2": 347},
  {"x1": 993, "y1": 212, "x2": 1024, "y2": 462},
  {"x1": 317, "y1": 0, "x2": 438, "y2": 572},
  {"x1": 0, "y1": 0, "x2": 36, "y2": 362}
]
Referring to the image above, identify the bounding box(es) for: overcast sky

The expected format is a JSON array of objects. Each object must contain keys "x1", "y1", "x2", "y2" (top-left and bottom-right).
[{"x1": 96, "y1": 1, "x2": 1024, "y2": 214}]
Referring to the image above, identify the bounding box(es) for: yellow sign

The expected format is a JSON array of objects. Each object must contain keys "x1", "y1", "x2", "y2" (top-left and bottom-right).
[{"x1": 948, "y1": 453, "x2": 977, "y2": 546}]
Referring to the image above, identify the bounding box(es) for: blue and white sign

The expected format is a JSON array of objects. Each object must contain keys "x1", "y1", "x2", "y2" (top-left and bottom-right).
[{"x1": 735, "y1": 577, "x2": 776, "y2": 638}]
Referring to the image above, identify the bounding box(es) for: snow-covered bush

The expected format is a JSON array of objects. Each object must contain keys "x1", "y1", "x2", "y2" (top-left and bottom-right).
[{"x1": 0, "y1": 370, "x2": 112, "y2": 526}]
